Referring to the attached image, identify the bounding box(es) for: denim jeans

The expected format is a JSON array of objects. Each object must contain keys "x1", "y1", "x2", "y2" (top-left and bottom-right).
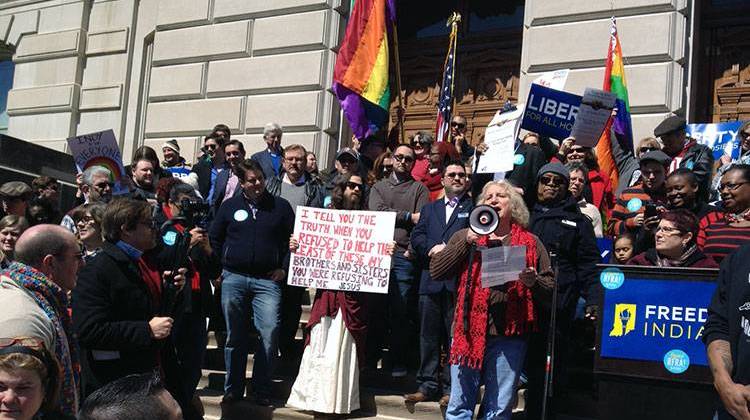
[
  {"x1": 417, "y1": 290, "x2": 455, "y2": 397},
  {"x1": 388, "y1": 253, "x2": 416, "y2": 369},
  {"x1": 446, "y1": 335, "x2": 528, "y2": 420},
  {"x1": 221, "y1": 270, "x2": 281, "y2": 398}
]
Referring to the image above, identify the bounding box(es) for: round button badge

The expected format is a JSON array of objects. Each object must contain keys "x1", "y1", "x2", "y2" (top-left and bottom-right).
[
  {"x1": 600, "y1": 267, "x2": 625, "y2": 290},
  {"x1": 513, "y1": 154, "x2": 525, "y2": 166},
  {"x1": 626, "y1": 198, "x2": 643, "y2": 213},
  {"x1": 663, "y1": 349, "x2": 690, "y2": 374},
  {"x1": 234, "y1": 209, "x2": 249, "y2": 222}
]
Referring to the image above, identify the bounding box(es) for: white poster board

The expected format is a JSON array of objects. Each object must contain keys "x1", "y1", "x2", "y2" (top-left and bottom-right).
[
  {"x1": 533, "y1": 69, "x2": 570, "y2": 91},
  {"x1": 570, "y1": 88, "x2": 617, "y2": 147},
  {"x1": 476, "y1": 108, "x2": 525, "y2": 174},
  {"x1": 287, "y1": 206, "x2": 396, "y2": 294},
  {"x1": 66, "y1": 130, "x2": 128, "y2": 195}
]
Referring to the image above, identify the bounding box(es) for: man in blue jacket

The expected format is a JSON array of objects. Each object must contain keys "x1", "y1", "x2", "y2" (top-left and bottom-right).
[
  {"x1": 250, "y1": 122, "x2": 284, "y2": 180},
  {"x1": 406, "y1": 161, "x2": 473, "y2": 406},
  {"x1": 209, "y1": 159, "x2": 295, "y2": 406}
]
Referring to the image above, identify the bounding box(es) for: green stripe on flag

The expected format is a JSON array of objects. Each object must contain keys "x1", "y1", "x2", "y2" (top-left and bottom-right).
[{"x1": 610, "y1": 75, "x2": 630, "y2": 111}]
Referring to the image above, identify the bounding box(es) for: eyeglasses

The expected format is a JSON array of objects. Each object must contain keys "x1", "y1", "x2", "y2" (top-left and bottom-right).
[
  {"x1": 451, "y1": 122, "x2": 466, "y2": 129},
  {"x1": 54, "y1": 243, "x2": 85, "y2": 261},
  {"x1": 76, "y1": 216, "x2": 96, "y2": 226},
  {"x1": 719, "y1": 181, "x2": 749, "y2": 192},
  {"x1": 205, "y1": 144, "x2": 218, "y2": 150},
  {"x1": 568, "y1": 147, "x2": 586, "y2": 155},
  {"x1": 346, "y1": 182, "x2": 363, "y2": 191},
  {"x1": 394, "y1": 154, "x2": 415, "y2": 163},
  {"x1": 0, "y1": 337, "x2": 45, "y2": 350},
  {"x1": 540, "y1": 175, "x2": 566, "y2": 187},
  {"x1": 655, "y1": 225, "x2": 683, "y2": 236},
  {"x1": 639, "y1": 146, "x2": 659, "y2": 154},
  {"x1": 741, "y1": 132, "x2": 750, "y2": 139},
  {"x1": 445, "y1": 172, "x2": 467, "y2": 179}
]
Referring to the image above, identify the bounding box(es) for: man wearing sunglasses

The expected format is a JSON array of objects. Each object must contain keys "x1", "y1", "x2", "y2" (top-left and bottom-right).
[
  {"x1": 449, "y1": 116, "x2": 475, "y2": 163},
  {"x1": 61, "y1": 166, "x2": 113, "y2": 235},
  {"x1": 525, "y1": 162, "x2": 600, "y2": 420},
  {"x1": 0, "y1": 224, "x2": 84, "y2": 416},
  {"x1": 369, "y1": 144, "x2": 430, "y2": 377},
  {"x1": 406, "y1": 161, "x2": 472, "y2": 406},
  {"x1": 190, "y1": 133, "x2": 228, "y2": 202}
]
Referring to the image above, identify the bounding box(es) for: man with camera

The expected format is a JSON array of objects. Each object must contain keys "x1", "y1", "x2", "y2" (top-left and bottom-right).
[
  {"x1": 406, "y1": 161, "x2": 472, "y2": 406},
  {"x1": 153, "y1": 182, "x2": 221, "y2": 419}
]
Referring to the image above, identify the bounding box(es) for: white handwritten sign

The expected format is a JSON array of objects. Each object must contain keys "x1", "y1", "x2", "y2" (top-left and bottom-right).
[
  {"x1": 66, "y1": 130, "x2": 128, "y2": 195},
  {"x1": 287, "y1": 207, "x2": 396, "y2": 294}
]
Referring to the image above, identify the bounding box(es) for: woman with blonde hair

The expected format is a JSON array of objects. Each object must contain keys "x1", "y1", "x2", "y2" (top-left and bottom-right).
[{"x1": 430, "y1": 180, "x2": 553, "y2": 419}]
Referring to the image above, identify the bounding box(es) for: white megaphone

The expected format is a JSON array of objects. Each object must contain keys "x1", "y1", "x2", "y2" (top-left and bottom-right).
[{"x1": 469, "y1": 205, "x2": 499, "y2": 235}]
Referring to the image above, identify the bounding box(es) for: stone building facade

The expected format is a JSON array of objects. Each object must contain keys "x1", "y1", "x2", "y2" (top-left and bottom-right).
[{"x1": 0, "y1": 0, "x2": 745, "y2": 167}]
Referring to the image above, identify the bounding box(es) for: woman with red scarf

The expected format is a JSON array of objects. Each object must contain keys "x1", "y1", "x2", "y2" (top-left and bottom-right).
[{"x1": 429, "y1": 180, "x2": 553, "y2": 419}]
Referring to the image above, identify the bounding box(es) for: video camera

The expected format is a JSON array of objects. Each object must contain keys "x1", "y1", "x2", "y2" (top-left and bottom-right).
[{"x1": 179, "y1": 198, "x2": 209, "y2": 229}]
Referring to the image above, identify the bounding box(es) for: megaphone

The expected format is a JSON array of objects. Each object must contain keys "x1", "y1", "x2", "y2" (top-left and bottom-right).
[{"x1": 469, "y1": 205, "x2": 499, "y2": 235}]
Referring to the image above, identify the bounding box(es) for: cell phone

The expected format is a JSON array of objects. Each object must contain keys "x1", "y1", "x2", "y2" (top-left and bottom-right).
[{"x1": 644, "y1": 204, "x2": 658, "y2": 219}]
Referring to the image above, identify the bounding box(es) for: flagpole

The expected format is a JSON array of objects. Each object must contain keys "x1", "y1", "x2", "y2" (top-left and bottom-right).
[
  {"x1": 447, "y1": 12, "x2": 461, "y2": 119},
  {"x1": 391, "y1": 22, "x2": 406, "y2": 144}
]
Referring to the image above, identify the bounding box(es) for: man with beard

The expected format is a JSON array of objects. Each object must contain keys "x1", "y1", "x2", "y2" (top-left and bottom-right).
[
  {"x1": 322, "y1": 147, "x2": 363, "y2": 200},
  {"x1": 265, "y1": 144, "x2": 323, "y2": 362},
  {"x1": 448, "y1": 115, "x2": 475, "y2": 163},
  {"x1": 161, "y1": 140, "x2": 191, "y2": 179},
  {"x1": 211, "y1": 139, "x2": 246, "y2": 213},
  {"x1": 405, "y1": 161, "x2": 472, "y2": 406},
  {"x1": 665, "y1": 168, "x2": 715, "y2": 219},
  {"x1": 369, "y1": 144, "x2": 429, "y2": 376},
  {"x1": 525, "y1": 162, "x2": 600, "y2": 420},
  {"x1": 609, "y1": 151, "x2": 672, "y2": 247},
  {"x1": 130, "y1": 158, "x2": 156, "y2": 202}
]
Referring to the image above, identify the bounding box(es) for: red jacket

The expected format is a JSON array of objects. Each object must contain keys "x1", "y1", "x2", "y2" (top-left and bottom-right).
[{"x1": 588, "y1": 169, "x2": 614, "y2": 218}]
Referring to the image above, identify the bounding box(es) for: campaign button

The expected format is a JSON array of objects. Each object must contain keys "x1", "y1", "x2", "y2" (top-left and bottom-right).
[
  {"x1": 234, "y1": 209, "x2": 249, "y2": 222},
  {"x1": 626, "y1": 198, "x2": 642, "y2": 212},
  {"x1": 162, "y1": 231, "x2": 177, "y2": 246},
  {"x1": 600, "y1": 267, "x2": 624, "y2": 290},
  {"x1": 513, "y1": 154, "x2": 525, "y2": 166},
  {"x1": 663, "y1": 349, "x2": 690, "y2": 374}
]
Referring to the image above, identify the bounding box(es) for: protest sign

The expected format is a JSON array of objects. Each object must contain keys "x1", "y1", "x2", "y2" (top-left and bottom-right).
[
  {"x1": 571, "y1": 88, "x2": 617, "y2": 147},
  {"x1": 480, "y1": 245, "x2": 527, "y2": 288},
  {"x1": 288, "y1": 206, "x2": 396, "y2": 294},
  {"x1": 67, "y1": 130, "x2": 128, "y2": 195},
  {"x1": 476, "y1": 107, "x2": 524, "y2": 174},
  {"x1": 521, "y1": 84, "x2": 582, "y2": 141},
  {"x1": 532, "y1": 69, "x2": 570, "y2": 91},
  {"x1": 686, "y1": 121, "x2": 743, "y2": 161}
]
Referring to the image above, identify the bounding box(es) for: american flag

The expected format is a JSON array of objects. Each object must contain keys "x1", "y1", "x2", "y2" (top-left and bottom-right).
[{"x1": 435, "y1": 23, "x2": 458, "y2": 143}]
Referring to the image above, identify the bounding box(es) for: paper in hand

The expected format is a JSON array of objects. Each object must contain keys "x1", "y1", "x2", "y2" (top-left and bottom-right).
[{"x1": 480, "y1": 245, "x2": 527, "y2": 288}]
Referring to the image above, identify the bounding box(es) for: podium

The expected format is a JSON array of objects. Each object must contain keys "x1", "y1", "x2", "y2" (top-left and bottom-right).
[{"x1": 594, "y1": 265, "x2": 719, "y2": 420}]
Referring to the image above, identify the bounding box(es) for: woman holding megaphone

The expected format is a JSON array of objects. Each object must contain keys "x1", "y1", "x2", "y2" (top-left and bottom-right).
[{"x1": 429, "y1": 180, "x2": 554, "y2": 420}]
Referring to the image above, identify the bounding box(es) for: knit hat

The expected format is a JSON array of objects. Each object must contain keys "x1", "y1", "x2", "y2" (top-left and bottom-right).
[
  {"x1": 162, "y1": 139, "x2": 180, "y2": 153},
  {"x1": 537, "y1": 162, "x2": 570, "y2": 184}
]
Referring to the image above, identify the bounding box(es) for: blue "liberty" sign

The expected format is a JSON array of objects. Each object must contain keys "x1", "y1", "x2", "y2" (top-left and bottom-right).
[{"x1": 521, "y1": 84, "x2": 582, "y2": 140}]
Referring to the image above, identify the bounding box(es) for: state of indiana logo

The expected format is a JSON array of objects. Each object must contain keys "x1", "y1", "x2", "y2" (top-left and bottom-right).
[{"x1": 610, "y1": 303, "x2": 637, "y2": 337}]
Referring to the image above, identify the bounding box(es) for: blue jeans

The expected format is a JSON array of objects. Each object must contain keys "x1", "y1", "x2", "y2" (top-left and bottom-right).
[
  {"x1": 221, "y1": 270, "x2": 281, "y2": 398},
  {"x1": 389, "y1": 253, "x2": 416, "y2": 368},
  {"x1": 446, "y1": 336, "x2": 528, "y2": 420}
]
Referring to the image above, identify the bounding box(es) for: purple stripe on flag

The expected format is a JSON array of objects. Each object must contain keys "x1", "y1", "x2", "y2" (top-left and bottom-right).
[{"x1": 333, "y1": 82, "x2": 388, "y2": 139}]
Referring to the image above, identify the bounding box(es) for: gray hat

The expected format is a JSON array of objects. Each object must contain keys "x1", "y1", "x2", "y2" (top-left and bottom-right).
[
  {"x1": 162, "y1": 139, "x2": 180, "y2": 153},
  {"x1": 537, "y1": 162, "x2": 570, "y2": 183},
  {"x1": 0, "y1": 181, "x2": 32, "y2": 199},
  {"x1": 639, "y1": 150, "x2": 672, "y2": 166},
  {"x1": 654, "y1": 115, "x2": 686, "y2": 137},
  {"x1": 336, "y1": 147, "x2": 359, "y2": 162}
]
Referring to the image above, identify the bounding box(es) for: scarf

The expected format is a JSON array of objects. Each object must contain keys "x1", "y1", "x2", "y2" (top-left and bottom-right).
[
  {"x1": 450, "y1": 224, "x2": 538, "y2": 369},
  {"x1": 656, "y1": 244, "x2": 698, "y2": 267},
  {"x1": 4, "y1": 262, "x2": 79, "y2": 415}
]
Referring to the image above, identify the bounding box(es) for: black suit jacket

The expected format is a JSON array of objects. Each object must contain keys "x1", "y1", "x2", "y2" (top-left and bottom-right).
[{"x1": 410, "y1": 194, "x2": 473, "y2": 294}]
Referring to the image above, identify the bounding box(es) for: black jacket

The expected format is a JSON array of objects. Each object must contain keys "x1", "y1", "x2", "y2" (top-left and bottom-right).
[
  {"x1": 704, "y1": 244, "x2": 750, "y2": 386},
  {"x1": 529, "y1": 196, "x2": 601, "y2": 308},
  {"x1": 72, "y1": 243, "x2": 174, "y2": 397},
  {"x1": 266, "y1": 174, "x2": 324, "y2": 209},
  {"x1": 209, "y1": 191, "x2": 295, "y2": 278},
  {"x1": 471, "y1": 142, "x2": 547, "y2": 209}
]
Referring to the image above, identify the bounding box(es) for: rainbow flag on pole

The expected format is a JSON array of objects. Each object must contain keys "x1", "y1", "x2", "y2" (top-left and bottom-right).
[
  {"x1": 596, "y1": 17, "x2": 633, "y2": 192},
  {"x1": 332, "y1": 0, "x2": 396, "y2": 139}
]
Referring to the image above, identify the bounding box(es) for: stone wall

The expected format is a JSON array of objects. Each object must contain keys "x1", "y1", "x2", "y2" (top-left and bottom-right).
[
  {"x1": 1, "y1": 0, "x2": 347, "y2": 166},
  {"x1": 520, "y1": 0, "x2": 692, "y2": 143}
]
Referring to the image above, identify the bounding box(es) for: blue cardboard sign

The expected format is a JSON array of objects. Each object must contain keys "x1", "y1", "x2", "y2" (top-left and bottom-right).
[
  {"x1": 600, "y1": 276, "x2": 716, "y2": 369},
  {"x1": 521, "y1": 84, "x2": 582, "y2": 140},
  {"x1": 687, "y1": 121, "x2": 744, "y2": 161}
]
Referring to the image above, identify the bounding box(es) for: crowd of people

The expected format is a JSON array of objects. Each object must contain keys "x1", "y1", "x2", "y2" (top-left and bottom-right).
[{"x1": 0, "y1": 113, "x2": 749, "y2": 420}]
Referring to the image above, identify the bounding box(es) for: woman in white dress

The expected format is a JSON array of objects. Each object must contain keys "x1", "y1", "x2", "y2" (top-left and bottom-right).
[{"x1": 286, "y1": 173, "x2": 394, "y2": 414}]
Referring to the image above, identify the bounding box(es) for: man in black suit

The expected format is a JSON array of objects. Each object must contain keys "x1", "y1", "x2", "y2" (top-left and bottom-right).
[
  {"x1": 406, "y1": 161, "x2": 473, "y2": 406},
  {"x1": 190, "y1": 133, "x2": 229, "y2": 201},
  {"x1": 210, "y1": 139, "x2": 246, "y2": 214}
]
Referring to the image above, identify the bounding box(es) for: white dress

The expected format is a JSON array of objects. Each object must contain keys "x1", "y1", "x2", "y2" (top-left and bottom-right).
[{"x1": 286, "y1": 309, "x2": 360, "y2": 414}]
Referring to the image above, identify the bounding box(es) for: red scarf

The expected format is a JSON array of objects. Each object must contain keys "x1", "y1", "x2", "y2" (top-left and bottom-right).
[{"x1": 450, "y1": 223, "x2": 538, "y2": 369}]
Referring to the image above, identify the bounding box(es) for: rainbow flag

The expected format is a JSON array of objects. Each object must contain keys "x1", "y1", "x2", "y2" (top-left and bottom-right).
[
  {"x1": 332, "y1": 0, "x2": 396, "y2": 139},
  {"x1": 596, "y1": 17, "x2": 633, "y2": 192}
]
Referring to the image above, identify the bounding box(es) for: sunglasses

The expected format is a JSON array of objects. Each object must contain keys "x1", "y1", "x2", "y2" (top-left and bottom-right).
[
  {"x1": 346, "y1": 182, "x2": 363, "y2": 191},
  {"x1": 205, "y1": 144, "x2": 219, "y2": 150},
  {"x1": 639, "y1": 146, "x2": 659, "y2": 154},
  {"x1": 394, "y1": 154, "x2": 415, "y2": 163},
  {"x1": 568, "y1": 147, "x2": 586, "y2": 154},
  {"x1": 451, "y1": 122, "x2": 466, "y2": 129},
  {"x1": 540, "y1": 175, "x2": 566, "y2": 187},
  {"x1": 445, "y1": 172, "x2": 467, "y2": 179}
]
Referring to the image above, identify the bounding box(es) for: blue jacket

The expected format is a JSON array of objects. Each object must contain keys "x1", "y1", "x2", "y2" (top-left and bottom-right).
[
  {"x1": 250, "y1": 149, "x2": 282, "y2": 180},
  {"x1": 410, "y1": 194, "x2": 473, "y2": 294},
  {"x1": 209, "y1": 191, "x2": 295, "y2": 278}
]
